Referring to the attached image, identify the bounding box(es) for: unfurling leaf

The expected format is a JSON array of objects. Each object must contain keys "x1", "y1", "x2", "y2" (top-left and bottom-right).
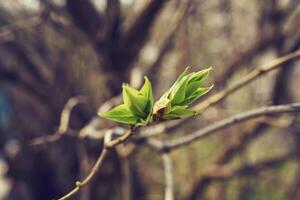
[
  {"x1": 123, "y1": 84, "x2": 148, "y2": 118},
  {"x1": 98, "y1": 104, "x2": 138, "y2": 125},
  {"x1": 99, "y1": 67, "x2": 214, "y2": 125},
  {"x1": 99, "y1": 77, "x2": 153, "y2": 125},
  {"x1": 153, "y1": 67, "x2": 213, "y2": 120}
]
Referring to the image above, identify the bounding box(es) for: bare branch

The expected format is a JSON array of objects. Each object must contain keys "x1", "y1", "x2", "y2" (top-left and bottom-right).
[
  {"x1": 57, "y1": 127, "x2": 135, "y2": 200},
  {"x1": 147, "y1": 102, "x2": 300, "y2": 152},
  {"x1": 162, "y1": 153, "x2": 175, "y2": 200},
  {"x1": 58, "y1": 146, "x2": 109, "y2": 200},
  {"x1": 195, "y1": 49, "x2": 300, "y2": 111},
  {"x1": 30, "y1": 96, "x2": 87, "y2": 146},
  {"x1": 145, "y1": 0, "x2": 192, "y2": 74},
  {"x1": 58, "y1": 96, "x2": 88, "y2": 133},
  {"x1": 119, "y1": 0, "x2": 167, "y2": 70},
  {"x1": 142, "y1": 49, "x2": 300, "y2": 137}
]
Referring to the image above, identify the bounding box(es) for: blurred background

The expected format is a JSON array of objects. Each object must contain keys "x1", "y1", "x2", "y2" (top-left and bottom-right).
[{"x1": 0, "y1": 0, "x2": 300, "y2": 199}]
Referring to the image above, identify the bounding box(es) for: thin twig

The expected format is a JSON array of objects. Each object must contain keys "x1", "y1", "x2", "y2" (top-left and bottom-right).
[
  {"x1": 162, "y1": 153, "x2": 175, "y2": 200},
  {"x1": 116, "y1": 144, "x2": 136, "y2": 200},
  {"x1": 57, "y1": 127, "x2": 135, "y2": 200},
  {"x1": 58, "y1": 148, "x2": 109, "y2": 200},
  {"x1": 58, "y1": 96, "x2": 88, "y2": 133},
  {"x1": 147, "y1": 102, "x2": 300, "y2": 152},
  {"x1": 30, "y1": 96, "x2": 87, "y2": 146},
  {"x1": 142, "y1": 49, "x2": 300, "y2": 137},
  {"x1": 194, "y1": 50, "x2": 300, "y2": 112},
  {"x1": 145, "y1": 0, "x2": 192, "y2": 73}
]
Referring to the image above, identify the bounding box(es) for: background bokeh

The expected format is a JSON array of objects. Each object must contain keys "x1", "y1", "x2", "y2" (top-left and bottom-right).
[{"x1": 0, "y1": 0, "x2": 300, "y2": 199}]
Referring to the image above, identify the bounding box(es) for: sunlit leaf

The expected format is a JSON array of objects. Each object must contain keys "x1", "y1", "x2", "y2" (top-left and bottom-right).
[
  {"x1": 188, "y1": 67, "x2": 212, "y2": 83},
  {"x1": 181, "y1": 85, "x2": 214, "y2": 105},
  {"x1": 98, "y1": 104, "x2": 138, "y2": 125},
  {"x1": 122, "y1": 84, "x2": 148, "y2": 118},
  {"x1": 186, "y1": 68, "x2": 212, "y2": 96},
  {"x1": 170, "y1": 75, "x2": 189, "y2": 105},
  {"x1": 169, "y1": 106, "x2": 196, "y2": 117},
  {"x1": 139, "y1": 76, "x2": 153, "y2": 114}
]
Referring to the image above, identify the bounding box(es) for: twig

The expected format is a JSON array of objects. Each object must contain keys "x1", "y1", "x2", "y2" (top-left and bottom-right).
[
  {"x1": 116, "y1": 144, "x2": 136, "y2": 200},
  {"x1": 195, "y1": 50, "x2": 300, "y2": 112},
  {"x1": 147, "y1": 102, "x2": 300, "y2": 152},
  {"x1": 145, "y1": 0, "x2": 192, "y2": 74},
  {"x1": 30, "y1": 96, "x2": 87, "y2": 146},
  {"x1": 120, "y1": 0, "x2": 166, "y2": 70},
  {"x1": 162, "y1": 153, "x2": 175, "y2": 200},
  {"x1": 58, "y1": 96, "x2": 87, "y2": 133},
  {"x1": 76, "y1": 142, "x2": 91, "y2": 200},
  {"x1": 57, "y1": 127, "x2": 135, "y2": 200},
  {"x1": 58, "y1": 148, "x2": 109, "y2": 200},
  {"x1": 142, "y1": 49, "x2": 300, "y2": 137}
]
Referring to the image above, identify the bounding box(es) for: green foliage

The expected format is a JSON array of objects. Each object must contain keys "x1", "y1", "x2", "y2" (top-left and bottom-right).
[
  {"x1": 98, "y1": 77, "x2": 153, "y2": 125},
  {"x1": 153, "y1": 67, "x2": 213, "y2": 120},
  {"x1": 99, "y1": 67, "x2": 213, "y2": 125}
]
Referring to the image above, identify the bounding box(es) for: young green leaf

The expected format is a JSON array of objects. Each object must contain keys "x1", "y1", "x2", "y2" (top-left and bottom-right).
[
  {"x1": 98, "y1": 104, "x2": 139, "y2": 125},
  {"x1": 153, "y1": 67, "x2": 213, "y2": 121},
  {"x1": 185, "y1": 68, "x2": 212, "y2": 97},
  {"x1": 169, "y1": 106, "x2": 196, "y2": 116},
  {"x1": 170, "y1": 75, "x2": 189, "y2": 105},
  {"x1": 181, "y1": 85, "x2": 214, "y2": 106},
  {"x1": 188, "y1": 67, "x2": 212, "y2": 83},
  {"x1": 122, "y1": 84, "x2": 148, "y2": 118},
  {"x1": 139, "y1": 76, "x2": 153, "y2": 114}
]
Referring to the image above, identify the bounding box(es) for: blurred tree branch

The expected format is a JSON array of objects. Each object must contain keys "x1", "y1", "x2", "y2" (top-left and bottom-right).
[
  {"x1": 147, "y1": 102, "x2": 300, "y2": 152},
  {"x1": 141, "y1": 49, "x2": 300, "y2": 137},
  {"x1": 30, "y1": 96, "x2": 87, "y2": 146},
  {"x1": 162, "y1": 153, "x2": 175, "y2": 200}
]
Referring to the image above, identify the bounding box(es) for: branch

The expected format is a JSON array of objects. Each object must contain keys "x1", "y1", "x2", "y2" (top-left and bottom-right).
[
  {"x1": 58, "y1": 146, "x2": 109, "y2": 200},
  {"x1": 195, "y1": 50, "x2": 300, "y2": 112},
  {"x1": 142, "y1": 49, "x2": 300, "y2": 137},
  {"x1": 30, "y1": 96, "x2": 87, "y2": 146},
  {"x1": 145, "y1": 0, "x2": 192, "y2": 75},
  {"x1": 119, "y1": 0, "x2": 167, "y2": 70},
  {"x1": 104, "y1": 0, "x2": 121, "y2": 44},
  {"x1": 147, "y1": 102, "x2": 300, "y2": 152},
  {"x1": 57, "y1": 127, "x2": 135, "y2": 200},
  {"x1": 162, "y1": 153, "x2": 175, "y2": 200}
]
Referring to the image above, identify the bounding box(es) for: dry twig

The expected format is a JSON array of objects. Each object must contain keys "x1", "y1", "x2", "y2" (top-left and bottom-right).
[
  {"x1": 162, "y1": 153, "x2": 175, "y2": 200},
  {"x1": 147, "y1": 102, "x2": 300, "y2": 152},
  {"x1": 58, "y1": 127, "x2": 135, "y2": 200},
  {"x1": 30, "y1": 96, "x2": 87, "y2": 145},
  {"x1": 142, "y1": 49, "x2": 300, "y2": 137}
]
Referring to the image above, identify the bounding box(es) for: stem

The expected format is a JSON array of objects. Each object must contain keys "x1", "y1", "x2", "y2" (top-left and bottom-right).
[
  {"x1": 162, "y1": 153, "x2": 174, "y2": 200},
  {"x1": 57, "y1": 127, "x2": 134, "y2": 200}
]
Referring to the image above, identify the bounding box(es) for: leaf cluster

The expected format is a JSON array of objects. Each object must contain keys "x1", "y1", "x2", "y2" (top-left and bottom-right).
[{"x1": 99, "y1": 67, "x2": 213, "y2": 125}]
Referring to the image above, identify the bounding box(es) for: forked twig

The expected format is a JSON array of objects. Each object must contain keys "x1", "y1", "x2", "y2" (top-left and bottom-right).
[{"x1": 147, "y1": 102, "x2": 300, "y2": 152}]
